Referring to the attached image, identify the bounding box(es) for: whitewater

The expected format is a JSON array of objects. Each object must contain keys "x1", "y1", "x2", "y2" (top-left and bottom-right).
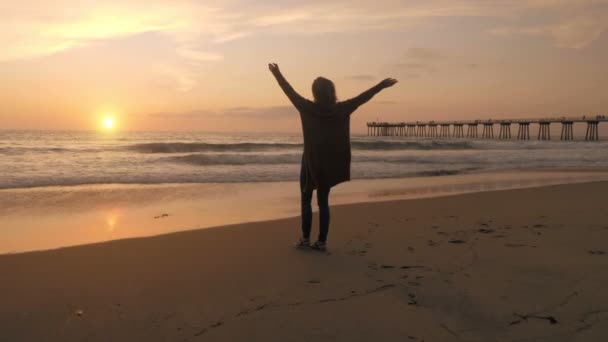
[{"x1": 1, "y1": 130, "x2": 608, "y2": 189}]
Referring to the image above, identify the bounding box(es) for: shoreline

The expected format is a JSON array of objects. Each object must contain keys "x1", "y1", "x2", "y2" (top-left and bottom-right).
[
  {"x1": 2, "y1": 167, "x2": 608, "y2": 192},
  {"x1": 2, "y1": 169, "x2": 608, "y2": 255},
  {"x1": 1, "y1": 181, "x2": 607, "y2": 341}
]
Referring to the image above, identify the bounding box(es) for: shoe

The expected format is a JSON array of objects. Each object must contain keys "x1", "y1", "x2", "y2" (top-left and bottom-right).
[
  {"x1": 295, "y1": 238, "x2": 310, "y2": 249},
  {"x1": 310, "y1": 241, "x2": 327, "y2": 251}
]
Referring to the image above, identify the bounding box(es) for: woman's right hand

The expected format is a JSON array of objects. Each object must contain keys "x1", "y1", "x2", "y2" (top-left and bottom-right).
[{"x1": 378, "y1": 78, "x2": 398, "y2": 89}]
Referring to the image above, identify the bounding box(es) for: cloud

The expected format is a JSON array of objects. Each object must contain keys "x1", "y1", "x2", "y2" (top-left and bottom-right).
[
  {"x1": 148, "y1": 106, "x2": 297, "y2": 120},
  {"x1": 1, "y1": 1, "x2": 605, "y2": 71},
  {"x1": 405, "y1": 47, "x2": 445, "y2": 60},
  {"x1": 393, "y1": 47, "x2": 445, "y2": 74},
  {"x1": 490, "y1": 0, "x2": 608, "y2": 49},
  {"x1": 148, "y1": 110, "x2": 214, "y2": 119},
  {"x1": 345, "y1": 74, "x2": 377, "y2": 81},
  {"x1": 223, "y1": 106, "x2": 298, "y2": 119}
]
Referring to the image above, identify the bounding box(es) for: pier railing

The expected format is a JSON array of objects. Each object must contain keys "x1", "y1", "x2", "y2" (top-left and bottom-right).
[{"x1": 367, "y1": 115, "x2": 606, "y2": 141}]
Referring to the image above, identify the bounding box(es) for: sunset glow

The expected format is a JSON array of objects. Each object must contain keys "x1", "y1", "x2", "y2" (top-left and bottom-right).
[{"x1": 0, "y1": 1, "x2": 606, "y2": 132}]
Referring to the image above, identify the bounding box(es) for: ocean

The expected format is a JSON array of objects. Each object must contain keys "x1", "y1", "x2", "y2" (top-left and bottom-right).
[{"x1": 1, "y1": 130, "x2": 608, "y2": 190}]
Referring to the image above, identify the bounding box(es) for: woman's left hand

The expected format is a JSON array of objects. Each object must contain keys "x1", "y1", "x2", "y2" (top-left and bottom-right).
[{"x1": 268, "y1": 63, "x2": 280, "y2": 74}]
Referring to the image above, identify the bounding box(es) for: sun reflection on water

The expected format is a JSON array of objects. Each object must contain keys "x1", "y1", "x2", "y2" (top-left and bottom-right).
[{"x1": 106, "y1": 213, "x2": 118, "y2": 232}]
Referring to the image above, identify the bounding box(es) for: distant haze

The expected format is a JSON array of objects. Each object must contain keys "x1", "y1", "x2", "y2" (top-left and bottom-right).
[{"x1": 1, "y1": 0, "x2": 607, "y2": 133}]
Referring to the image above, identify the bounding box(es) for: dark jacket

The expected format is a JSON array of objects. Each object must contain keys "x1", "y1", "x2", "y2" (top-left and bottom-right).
[{"x1": 273, "y1": 71, "x2": 383, "y2": 191}]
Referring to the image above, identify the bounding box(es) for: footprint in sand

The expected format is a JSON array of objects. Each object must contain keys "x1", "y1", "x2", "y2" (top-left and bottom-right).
[
  {"x1": 478, "y1": 228, "x2": 495, "y2": 234},
  {"x1": 408, "y1": 293, "x2": 418, "y2": 305},
  {"x1": 505, "y1": 243, "x2": 537, "y2": 248}
]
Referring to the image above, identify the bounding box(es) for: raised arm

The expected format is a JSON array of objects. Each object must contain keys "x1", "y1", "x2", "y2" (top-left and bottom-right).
[
  {"x1": 268, "y1": 63, "x2": 307, "y2": 110},
  {"x1": 343, "y1": 78, "x2": 398, "y2": 113}
]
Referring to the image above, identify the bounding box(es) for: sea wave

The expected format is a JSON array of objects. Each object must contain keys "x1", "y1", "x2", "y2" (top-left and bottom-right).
[
  {"x1": 162, "y1": 152, "x2": 485, "y2": 166},
  {"x1": 127, "y1": 140, "x2": 476, "y2": 154},
  {"x1": 350, "y1": 140, "x2": 474, "y2": 150},
  {"x1": 0, "y1": 146, "x2": 100, "y2": 155},
  {"x1": 0, "y1": 168, "x2": 474, "y2": 189},
  {"x1": 4, "y1": 139, "x2": 607, "y2": 156},
  {"x1": 126, "y1": 142, "x2": 303, "y2": 153},
  {"x1": 165, "y1": 153, "x2": 301, "y2": 165}
]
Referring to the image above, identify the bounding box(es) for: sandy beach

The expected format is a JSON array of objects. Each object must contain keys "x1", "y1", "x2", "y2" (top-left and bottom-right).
[{"x1": 1, "y1": 181, "x2": 607, "y2": 341}]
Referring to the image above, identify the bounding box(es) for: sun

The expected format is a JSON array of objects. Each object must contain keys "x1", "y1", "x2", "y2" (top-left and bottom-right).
[{"x1": 102, "y1": 116, "x2": 115, "y2": 130}]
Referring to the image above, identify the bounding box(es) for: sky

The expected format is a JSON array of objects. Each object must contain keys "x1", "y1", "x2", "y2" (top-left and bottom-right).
[{"x1": 0, "y1": 0, "x2": 607, "y2": 133}]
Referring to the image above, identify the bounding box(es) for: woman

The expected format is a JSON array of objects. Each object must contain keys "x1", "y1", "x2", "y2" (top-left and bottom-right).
[{"x1": 269, "y1": 63, "x2": 397, "y2": 251}]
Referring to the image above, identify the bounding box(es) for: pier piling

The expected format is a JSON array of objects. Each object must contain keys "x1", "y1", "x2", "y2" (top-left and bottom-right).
[
  {"x1": 499, "y1": 122, "x2": 512, "y2": 139},
  {"x1": 440, "y1": 124, "x2": 451, "y2": 137},
  {"x1": 538, "y1": 122, "x2": 551, "y2": 140},
  {"x1": 453, "y1": 124, "x2": 465, "y2": 138},
  {"x1": 585, "y1": 121, "x2": 599, "y2": 141},
  {"x1": 560, "y1": 121, "x2": 574, "y2": 141},
  {"x1": 517, "y1": 122, "x2": 530, "y2": 140},
  {"x1": 467, "y1": 124, "x2": 479, "y2": 138},
  {"x1": 482, "y1": 123, "x2": 494, "y2": 139}
]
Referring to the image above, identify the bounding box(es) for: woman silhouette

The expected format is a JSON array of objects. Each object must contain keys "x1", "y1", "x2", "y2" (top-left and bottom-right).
[{"x1": 269, "y1": 63, "x2": 397, "y2": 251}]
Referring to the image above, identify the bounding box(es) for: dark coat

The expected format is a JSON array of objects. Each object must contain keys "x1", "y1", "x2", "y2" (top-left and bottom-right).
[{"x1": 273, "y1": 72, "x2": 383, "y2": 191}]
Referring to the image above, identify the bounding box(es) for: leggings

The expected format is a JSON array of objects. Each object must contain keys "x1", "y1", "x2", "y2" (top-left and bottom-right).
[{"x1": 300, "y1": 164, "x2": 331, "y2": 242}]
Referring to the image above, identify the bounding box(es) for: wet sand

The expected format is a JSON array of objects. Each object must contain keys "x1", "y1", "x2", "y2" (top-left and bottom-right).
[
  {"x1": 1, "y1": 181, "x2": 608, "y2": 341},
  {"x1": 2, "y1": 170, "x2": 608, "y2": 254}
]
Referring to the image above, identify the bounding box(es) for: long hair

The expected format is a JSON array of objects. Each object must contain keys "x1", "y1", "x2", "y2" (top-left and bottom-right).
[{"x1": 312, "y1": 77, "x2": 337, "y2": 107}]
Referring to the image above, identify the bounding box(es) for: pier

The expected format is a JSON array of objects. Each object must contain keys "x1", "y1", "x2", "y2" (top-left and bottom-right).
[{"x1": 367, "y1": 115, "x2": 606, "y2": 141}]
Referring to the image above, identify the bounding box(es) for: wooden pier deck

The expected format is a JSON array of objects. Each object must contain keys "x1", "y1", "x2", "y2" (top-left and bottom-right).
[{"x1": 367, "y1": 115, "x2": 607, "y2": 141}]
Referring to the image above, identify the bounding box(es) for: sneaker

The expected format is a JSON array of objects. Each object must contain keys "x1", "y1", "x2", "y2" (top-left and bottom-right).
[
  {"x1": 310, "y1": 241, "x2": 327, "y2": 251},
  {"x1": 295, "y1": 238, "x2": 310, "y2": 249}
]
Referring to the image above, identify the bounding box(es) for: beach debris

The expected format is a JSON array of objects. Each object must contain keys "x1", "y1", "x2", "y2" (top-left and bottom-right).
[
  {"x1": 400, "y1": 265, "x2": 425, "y2": 269},
  {"x1": 480, "y1": 222, "x2": 489, "y2": 227},
  {"x1": 431, "y1": 225, "x2": 439, "y2": 229},
  {"x1": 509, "y1": 313, "x2": 558, "y2": 325},
  {"x1": 381, "y1": 265, "x2": 395, "y2": 269},
  {"x1": 192, "y1": 320, "x2": 224, "y2": 337},
  {"x1": 408, "y1": 293, "x2": 418, "y2": 305},
  {"x1": 478, "y1": 228, "x2": 495, "y2": 234},
  {"x1": 407, "y1": 246, "x2": 415, "y2": 252},
  {"x1": 437, "y1": 231, "x2": 448, "y2": 236},
  {"x1": 154, "y1": 213, "x2": 170, "y2": 219},
  {"x1": 533, "y1": 224, "x2": 546, "y2": 228},
  {"x1": 365, "y1": 284, "x2": 396, "y2": 294},
  {"x1": 237, "y1": 305, "x2": 266, "y2": 317},
  {"x1": 448, "y1": 239, "x2": 466, "y2": 244},
  {"x1": 588, "y1": 250, "x2": 606, "y2": 255},
  {"x1": 427, "y1": 240, "x2": 436, "y2": 247},
  {"x1": 308, "y1": 279, "x2": 321, "y2": 284},
  {"x1": 75, "y1": 309, "x2": 84, "y2": 317},
  {"x1": 349, "y1": 249, "x2": 367, "y2": 256},
  {"x1": 505, "y1": 243, "x2": 537, "y2": 248}
]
